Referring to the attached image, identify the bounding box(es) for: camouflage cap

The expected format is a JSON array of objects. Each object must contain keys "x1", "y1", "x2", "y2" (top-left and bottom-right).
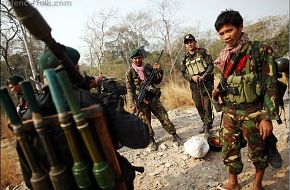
[
  {"x1": 129, "y1": 48, "x2": 143, "y2": 59},
  {"x1": 6, "y1": 75, "x2": 24, "y2": 85},
  {"x1": 184, "y1": 34, "x2": 195, "y2": 43},
  {"x1": 38, "y1": 46, "x2": 80, "y2": 70}
]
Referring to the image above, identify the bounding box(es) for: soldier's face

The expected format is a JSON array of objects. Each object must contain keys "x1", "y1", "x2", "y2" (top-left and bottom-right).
[
  {"x1": 132, "y1": 56, "x2": 143, "y2": 66},
  {"x1": 185, "y1": 40, "x2": 196, "y2": 51},
  {"x1": 218, "y1": 24, "x2": 243, "y2": 47},
  {"x1": 8, "y1": 83, "x2": 22, "y2": 95}
]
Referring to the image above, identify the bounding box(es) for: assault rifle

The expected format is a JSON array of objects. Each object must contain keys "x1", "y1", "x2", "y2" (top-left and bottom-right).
[{"x1": 135, "y1": 50, "x2": 164, "y2": 112}]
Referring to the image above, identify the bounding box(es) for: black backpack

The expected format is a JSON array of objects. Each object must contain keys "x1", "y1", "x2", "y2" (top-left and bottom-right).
[{"x1": 101, "y1": 77, "x2": 127, "y2": 96}]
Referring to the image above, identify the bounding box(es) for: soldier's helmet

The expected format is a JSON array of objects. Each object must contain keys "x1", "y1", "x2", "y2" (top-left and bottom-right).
[
  {"x1": 38, "y1": 46, "x2": 80, "y2": 70},
  {"x1": 275, "y1": 57, "x2": 289, "y2": 75},
  {"x1": 184, "y1": 34, "x2": 195, "y2": 43},
  {"x1": 6, "y1": 75, "x2": 24, "y2": 85}
]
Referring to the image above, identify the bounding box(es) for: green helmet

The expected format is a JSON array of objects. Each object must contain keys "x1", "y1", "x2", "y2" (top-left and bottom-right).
[
  {"x1": 129, "y1": 48, "x2": 143, "y2": 59},
  {"x1": 38, "y1": 46, "x2": 80, "y2": 70},
  {"x1": 275, "y1": 57, "x2": 289, "y2": 75},
  {"x1": 6, "y1": 75, "x2": 24, "y2": 85}
]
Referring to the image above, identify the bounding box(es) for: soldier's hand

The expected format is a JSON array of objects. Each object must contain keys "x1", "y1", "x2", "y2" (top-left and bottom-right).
[
  {"x1": 143, "y1": 98, "x2": 150, "y2": 104},
  {"x1": 131, "y1": 105, "x2": 138, "y2": 113},
  {"x1": 198, "y1": 76, "x2": 205, "y2": 82},
  {"x1": 153, "y1": 63, "x2": 160, "y2": 70},
  {"x1": 191, "y1": 76, "x2": 199, "y2": 83},
  {"x1": 259, "y1": 120, "x2": 273, "y2": 140}
]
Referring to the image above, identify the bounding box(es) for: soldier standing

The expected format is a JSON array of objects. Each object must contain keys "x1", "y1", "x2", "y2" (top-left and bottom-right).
[
  {"x1": 126, "y1": 48, "x2": 181, "y2": 151},
  {"x1": 6, "y1": 75, "x2": 28, "y2": 117},
  {"x1": 214, "y1": 10, "x2": 280, "y2": 190},
  {"x1": 180, "y1": 34, "x2": 214, "y2": 134}
]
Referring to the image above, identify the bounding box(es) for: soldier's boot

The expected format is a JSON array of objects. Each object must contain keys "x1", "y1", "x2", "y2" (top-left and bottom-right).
[
  {"x1": 172, "y1": 133, "x2": 182, "y2": 145},
  {"x1": 266, "y1": 134, "x2": 282, "y2": 169},
  {"x1": 204, "y1": 125, "x2": 212, "y2": 138},
  {"x1": 198, "y1": 124, "x2": 206, "y2": 134},
  {"x1": 148, "y1": 137, "x2": 158, "y2": 151}
]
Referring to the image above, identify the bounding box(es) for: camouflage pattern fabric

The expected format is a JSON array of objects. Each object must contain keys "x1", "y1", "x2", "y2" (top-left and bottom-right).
[
  {"x1": 221, "y1": 109, "x2": 268, "y2": 175},
  {"x1": 138, "y1": 97, "x2": 176, "y2": 137},
  {"x1": 181, "y1": 48, "x2": 214, "y2": 126},
  {"x1": 126, "y1": 63, "x2": 176, "y2": 137},
  {"x1": 191, "y1": 80, "x2": 213, "y2": 126},
  {"x1": 219, "y1": 41, "x2": 279, "y2": 174}
]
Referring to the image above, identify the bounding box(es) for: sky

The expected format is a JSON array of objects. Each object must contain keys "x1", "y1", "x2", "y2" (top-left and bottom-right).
[{"x1": 26, "y1": 0, "x2": 289, "y2": 61}]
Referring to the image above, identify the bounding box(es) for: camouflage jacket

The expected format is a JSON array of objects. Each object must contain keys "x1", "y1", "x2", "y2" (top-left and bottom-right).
[
  {"x1": 126, "y1": 63, "x2": 163, "y2": 107},
  {"x1": 217, "y1": 41, "x2": 279, "y2": 121},
  {"x1": 180, "y1": 48, "x2": 214, "y2": 82}
]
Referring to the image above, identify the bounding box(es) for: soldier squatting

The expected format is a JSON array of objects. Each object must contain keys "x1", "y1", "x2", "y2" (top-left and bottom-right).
[{"x1": 1, "y1": 2, "x2": 288, "y2": 190}]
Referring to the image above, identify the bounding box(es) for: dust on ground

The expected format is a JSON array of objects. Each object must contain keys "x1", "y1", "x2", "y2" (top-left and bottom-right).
[{"x1": 2, "y1": 100, "x2": 289, "y2": 190}]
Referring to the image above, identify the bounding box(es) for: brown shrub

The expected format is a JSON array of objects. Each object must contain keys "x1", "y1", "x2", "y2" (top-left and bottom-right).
[
  {"x1": 1, "y1": 141, "x2": 22, "y2": 189},
  {"x1": 1, "y1": 113, "x2": 14, "y2": 141},
  {"x1": 161, "y1": 80, "x2": 193, "y2": 110}
]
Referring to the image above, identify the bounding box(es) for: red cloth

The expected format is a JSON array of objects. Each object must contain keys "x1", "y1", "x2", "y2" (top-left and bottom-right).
[{"x1": 236, "y1": 55, "x2": 250, "y2": 72}]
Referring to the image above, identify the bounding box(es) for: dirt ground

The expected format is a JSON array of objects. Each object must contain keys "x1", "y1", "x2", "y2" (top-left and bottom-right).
[
  {"x1": 2, "y1": 99, "x2": 289, "y2": 190},
  {"x1": 119, "y1": 101, "x2": 289, "y2": 190}
]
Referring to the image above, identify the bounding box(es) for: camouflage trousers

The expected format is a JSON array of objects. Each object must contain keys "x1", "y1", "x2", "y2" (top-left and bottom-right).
[
  {"x1": 190, "y1": 80, "x2": 213, "y2": 126},
  {"x1": 221, "y1": 112, "x2": 268, "y2": 175},
  {"x1": 138, "y1": 97, "x2": 176, "y2": 137}
]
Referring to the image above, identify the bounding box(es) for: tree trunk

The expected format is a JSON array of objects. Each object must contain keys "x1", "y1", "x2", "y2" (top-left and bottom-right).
[{"x1": 19, "y1": 24, "x2": 41, "y2": 90}]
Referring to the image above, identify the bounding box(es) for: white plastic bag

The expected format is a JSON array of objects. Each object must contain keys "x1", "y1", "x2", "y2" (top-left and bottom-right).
[{"x1": 184, "y1": 135, "x2": 209, "y2": 158}]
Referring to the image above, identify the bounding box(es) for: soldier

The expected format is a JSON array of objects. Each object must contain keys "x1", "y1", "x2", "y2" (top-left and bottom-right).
[
  {"x1": 6, "y1": 75, "x2": 28, "y2": 117},
  {"x1": 214, "y1": 10, "x2": 280, "y2": 190},
  {"x1": 17, "y1": 46, "x2": 150, "y2": 190},
  {"x1": 126, "y1": 48, "x2": 182, "y2": 151},
  {"x1": 180, "y1": 34, "x2": 214, "y2": 134}
]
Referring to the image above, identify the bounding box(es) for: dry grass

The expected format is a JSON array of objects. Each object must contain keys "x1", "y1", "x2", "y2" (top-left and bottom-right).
[
  {"x1": 1, "y1": 146, "x2": 22, "y2": 189},
  {"x1": 124, "y1": 80, "x2": 193, "y2": 112},
  {"x1": 1, "y1": 113, "x2": 22, "y2": 189},
  {"x1": 160, "y1": 80, "x2": 193, "y2": 110},
  {"x1": 1, "y1": 113, "x2": 15, "y2": 141}
]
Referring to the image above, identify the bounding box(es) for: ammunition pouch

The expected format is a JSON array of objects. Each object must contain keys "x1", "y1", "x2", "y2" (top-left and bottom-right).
[
  {"x1": 185, "y1": 57, "x2": 208, "y2": 76},
  {"x1": 226, "y1": 73, "x2": 265, "y2": 104}
]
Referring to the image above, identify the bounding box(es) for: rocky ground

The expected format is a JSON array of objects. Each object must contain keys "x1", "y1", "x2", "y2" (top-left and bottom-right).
[
  {"x1": 2, "y1": 99, "x2": 289, "y2": 190},
  {"x1": 119, "y1": 100, "x2": 289, "y2": 190}
]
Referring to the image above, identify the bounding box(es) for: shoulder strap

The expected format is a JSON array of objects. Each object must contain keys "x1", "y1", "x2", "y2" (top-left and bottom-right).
[{"x1": 250, "y1": 41, "x2": 262, "y2": 74}]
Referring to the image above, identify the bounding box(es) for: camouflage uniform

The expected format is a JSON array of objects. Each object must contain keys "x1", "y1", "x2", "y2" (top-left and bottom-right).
[
  {"x1": 126, "y1": 63, "x2": 176, "y2": 138},
  {"x1": 181, "y1": 48, "x2": 214, "y2": 128},
  {"x1": 219, "y1": 41, "x2": 279, "y2": 175}
]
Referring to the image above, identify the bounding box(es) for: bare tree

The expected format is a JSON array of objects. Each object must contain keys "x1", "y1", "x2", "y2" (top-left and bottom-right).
[
  {"x1": 123, "y1": 12, "x2": 153, "y2": 48},
  {"x1": 82, "y1": 9, "x2": 116, "y2": 75},
  {"x1": 0, "y1": 1, "x2": 20, "y2": 75},
  {"x1": 151, "y1": 0, "x2": 182, "y2": 76}
]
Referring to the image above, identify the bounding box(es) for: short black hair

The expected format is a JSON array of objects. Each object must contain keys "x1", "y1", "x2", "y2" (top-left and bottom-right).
[
  {"x1": 214, "y1": 9, "x2": 243, "y2": 32},
  {"x1": 6, "y1": 75, "x2": 24, "y2": 85}
]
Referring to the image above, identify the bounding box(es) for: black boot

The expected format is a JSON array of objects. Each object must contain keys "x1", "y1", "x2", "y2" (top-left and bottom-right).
[
  {"x1": 172, "y1": 133, "x2": 182, "y2": 144},
  {"x1": 265, "y1": 134, "x2": 282, "y2": 169},
  {"x1": 148, "y1": 137, "x2": 158, "y2": 151}
]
